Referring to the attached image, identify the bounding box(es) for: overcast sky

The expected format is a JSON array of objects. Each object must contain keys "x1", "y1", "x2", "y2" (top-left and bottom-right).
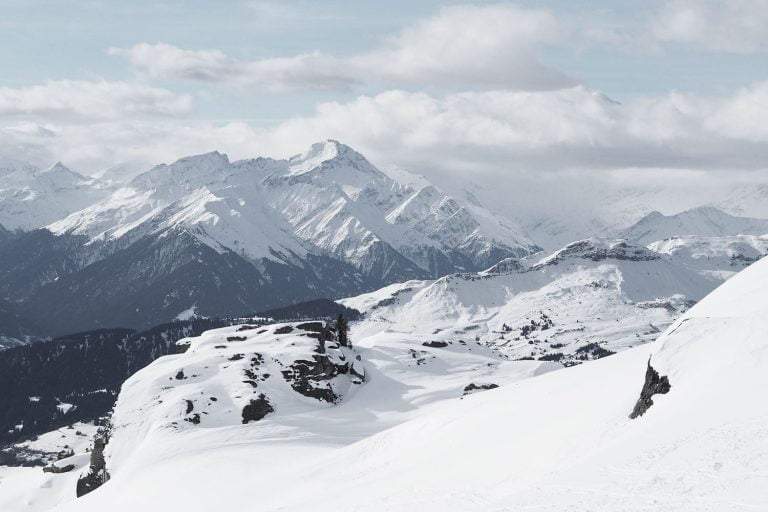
[{"x1": 2, "y1": 0, "x2": 768, "y2": 179}]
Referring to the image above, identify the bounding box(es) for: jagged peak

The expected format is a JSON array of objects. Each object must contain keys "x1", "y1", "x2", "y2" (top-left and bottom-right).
[{"x1": 287, "y1": 140, "x2": 376, "y2": 176}]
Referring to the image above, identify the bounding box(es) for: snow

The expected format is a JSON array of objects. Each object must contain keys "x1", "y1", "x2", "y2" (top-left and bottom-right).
[
  {"x1": 649, "y1": 234, "x2": 768, "y2": 280},
  {"x1": 47, "y1": 141, "x2": 537, "y2": 276},
  {"x1": 342, "y1": 238, "x2": 718, "y2": 363},
  {"x1": 0, "y1": 423, "x2": 97, "y2": 512},
  {"x1": 620, "y1": 206, "x2": 768, "y2": 245},
  {"x1": 175, "y1": 305, "x2": 198, "y2": 321},
  {"x1": 46, "y1": 251, "x2": 768, "y2": 512},
  {"x1": 0, "y1": 160, "x2": 111, "y2": 231}
]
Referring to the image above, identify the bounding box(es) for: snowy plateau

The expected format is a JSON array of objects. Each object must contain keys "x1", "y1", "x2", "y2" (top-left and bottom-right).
[{"x1": 1, "y1": 141, "x2": 767, "y2": 511}]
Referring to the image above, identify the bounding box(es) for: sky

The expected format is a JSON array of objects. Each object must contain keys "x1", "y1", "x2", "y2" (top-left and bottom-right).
[{"x1": 2, "y1": 0, "x2": 768, "y2": 183}]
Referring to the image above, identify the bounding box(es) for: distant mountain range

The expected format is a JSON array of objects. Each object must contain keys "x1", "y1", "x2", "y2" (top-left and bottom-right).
[{"x1": 0, "y1": 141, "x2": 539, "y2": 338}]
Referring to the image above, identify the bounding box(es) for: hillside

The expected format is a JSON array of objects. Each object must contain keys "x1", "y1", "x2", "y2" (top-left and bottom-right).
[
  {"x1": 342, "y1": 238, "x2": 718, "y2": 364},
  {"x1": 36, "y1": 232, "x2": 768, "y2": 512}
]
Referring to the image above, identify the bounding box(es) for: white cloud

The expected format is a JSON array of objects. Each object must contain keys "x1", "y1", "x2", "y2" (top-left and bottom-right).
[
  {"x1": 108, "y1": 44, "x2": 356, "y2": 91},
  {"x1": 109, "y1": 4, "x2": 574, "y2": 91},
  {"x1": 653, "y1": 0, "x2": 768, "y2": 52},
  {"x1": 6, "y1": 82, "x2": 768, "y2": 178},
  {"x1": 0, "y1": 80, "x2": 193, "y2": 122}
]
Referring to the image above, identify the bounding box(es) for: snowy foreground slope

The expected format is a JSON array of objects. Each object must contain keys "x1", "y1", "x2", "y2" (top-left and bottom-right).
[{"x1": 25, "y1": 253, "x2": 764, "y2": 511}]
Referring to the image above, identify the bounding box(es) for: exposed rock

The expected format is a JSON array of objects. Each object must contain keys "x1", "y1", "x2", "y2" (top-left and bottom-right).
[
  {"x1": 422, "y1": 341, "x2": 448, "y2": 348},
  {"x1": 274, "y1": 326, "x2": 294, "y2": 334},
  {"x1": 463, "y1": 383, "x2": 499, "y2": 395},
  {"x1": 227, "y1": 336, "x2": 247, "y2": 342},
  {"x1": 629, "y1": 359, "x2": 671, "y2": 419},
  {"x1": 296, "y1": 322, "x2": 324, "y2": 332},
  {"x1": 43, "y1": 463, "x2": 75, "y2": 473},
  {"x1": 241, "y1": 394, "x2": 274, "y2": 423},
  {"x1": 286, "y1": 355, "x2": 341, "y2": 403},
  {"x1": 76, "y1": 424, "x2": 111, "y2": 497}
]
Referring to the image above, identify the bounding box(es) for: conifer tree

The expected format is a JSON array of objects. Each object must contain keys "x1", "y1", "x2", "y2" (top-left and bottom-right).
[{"x1": 335, "y1": 313, "x2": 350, "y2": 347}]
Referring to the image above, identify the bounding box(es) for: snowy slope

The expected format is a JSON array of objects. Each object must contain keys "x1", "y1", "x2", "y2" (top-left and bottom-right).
[
  {"x1": 37, "y1": 240, "x2": 768, "y2": 512},
  {"x1": 342, "y1": 238, "x2": 718, "y2": 365},
  {"x1": 619, "y1": 206, "x2": 768, "y2": 245},
  {"x1": 0, "y1": 160, "x2": 111, "y2": 231},
  {"x1": 650, "y1": 234, "x2": 768, "y2": 280},
  {"x1": 23, "y1": 318, "x2": 556, "y2": 512}
]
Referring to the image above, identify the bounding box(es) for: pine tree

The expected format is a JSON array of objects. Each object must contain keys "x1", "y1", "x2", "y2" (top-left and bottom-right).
[{"x1": 335, "y1": 313, "x2": 350, "y2": 348}]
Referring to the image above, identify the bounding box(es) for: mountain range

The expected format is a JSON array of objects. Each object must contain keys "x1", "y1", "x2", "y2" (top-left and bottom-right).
[
  {"x1": 0, "y1": 141, "x2": 767, "y2": 343},
  {"x1": 0, "y1": 141, "x2": 539, "y2": 337}
]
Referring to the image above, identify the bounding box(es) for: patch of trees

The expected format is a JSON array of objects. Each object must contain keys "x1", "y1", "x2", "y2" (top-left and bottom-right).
[
  {"x1": 0, "y1": 317, "x2": 228, "y2": 445},
  {"x1": 256, "y1": 298, "x2": 361, "y2": 322}
]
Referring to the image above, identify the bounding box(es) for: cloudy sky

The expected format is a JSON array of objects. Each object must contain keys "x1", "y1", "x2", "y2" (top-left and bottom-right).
[{"x1": 2, "y1": 0, "x2": 768, "y2": 181}]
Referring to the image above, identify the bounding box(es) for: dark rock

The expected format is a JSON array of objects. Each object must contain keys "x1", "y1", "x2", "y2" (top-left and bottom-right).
[
  {"x1": 629, "y1": 359, "x2": 671, "y2": 419},
  {"x1": 175, "y1": 369, "x2": 185, "y2": 380},
  {"x1": 184, "y1": 400, "x2": 194, "y2": 414},
  {"x1": 76, "y1": 425, "x2": 111, "y2": 497},
  {"x1": 296, "y1": 322, "x2": 324, "y2": 332},
  {"x1": 241, "y1": 394, "x2": 274, "y2": 423},
  {"x1": 185, "y1": 414, "x2": 201, "y2": 425},
  {"x1": 228, "y1": 353, "x2": 244, "y2": 361},
  {"x1": 227, "y1": 336, "x2": 247, "y2": 342},
  {"x1": 422, "y1": 341, "x2": 448, "y2": 348},
  {"x1": 236, "y1": 325, "x2": 260, "y2": 332},
  {"x1": 287, "y1": 355, "x2": 340, "y2": 403},
  {"x1": 274, "y1": 326, "x2": 294, "y2": 334},
  {"x1": 43, "y1": 463, "x2": 75, "y2": 474},
  {"x1": 463, "y1": 383, "x2": 499, "y2": 395}
]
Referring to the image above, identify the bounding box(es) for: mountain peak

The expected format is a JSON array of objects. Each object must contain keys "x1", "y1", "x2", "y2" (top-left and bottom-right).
[
  {"x1": 39, "y1": 161, "x2": 73, "y2": 175},
  {"x1": 288, "y1": 140, "x2": 371, "y2": 176}
]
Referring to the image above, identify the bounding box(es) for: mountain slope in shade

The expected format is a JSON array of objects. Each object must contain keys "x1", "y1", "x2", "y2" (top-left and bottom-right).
[
  {"x1": 27, "y1": 239, "x2": 767, "y2": 512},
  {"x1": 619, "y1": 206, "x2": 768, "y2": 245}
]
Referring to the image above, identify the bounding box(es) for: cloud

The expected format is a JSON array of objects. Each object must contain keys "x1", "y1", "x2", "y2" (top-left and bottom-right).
[
  {"x1": 109, "y1": 4, "x2": 574, "y2": 91},
  {"x1": 653, "y1": 0, "x2": 768, "y2": 52},
  {"x1": 0, "y1": 80, "x2": 193, "y2": 122},
  {"x1": 108, "y1": 44, "x2": 356, "y2": 91},
  {"x1": 6, "y1": 81, "x2": 768, "y2": 178}
]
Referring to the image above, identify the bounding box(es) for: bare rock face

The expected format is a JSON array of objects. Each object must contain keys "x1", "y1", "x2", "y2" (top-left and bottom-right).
[
  {"x1": 629, "y1": 359, "x2": 671, "y2": 419},
  {"x1": 241, "y1": 394, "x2": 274, "y2": 423},
  {"x1": 76, "y1": 424, "x2": 111, "y2": 497}
]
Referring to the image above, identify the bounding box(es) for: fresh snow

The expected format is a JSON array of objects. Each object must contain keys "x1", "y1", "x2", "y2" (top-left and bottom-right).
[{"x1": 43, "y1": 247, "x2": 768, "y2": 512}]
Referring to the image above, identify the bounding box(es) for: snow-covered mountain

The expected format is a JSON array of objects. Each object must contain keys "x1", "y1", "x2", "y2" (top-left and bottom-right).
[
  {"x1": 618, "y1": 206, "x2": 768, "y2": 246},
  {"x1": 650, "y1": 234, "x2": 768, "y2": 281},
  {"x1": 0, "y1": 159, "x2": 111, "y2": 232},
  {"x1": 50, "y1": 141, "x2": 537, "y2": 278},
  {"x1": 1, "y1": 141, "x2": 542, "y2": 335},
  {"x1": 341, "y1": 238, "x2": 718, "y2": 365},
  {"x1": 13, "y1": 240, "x2": 766, "y2": 512}
]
